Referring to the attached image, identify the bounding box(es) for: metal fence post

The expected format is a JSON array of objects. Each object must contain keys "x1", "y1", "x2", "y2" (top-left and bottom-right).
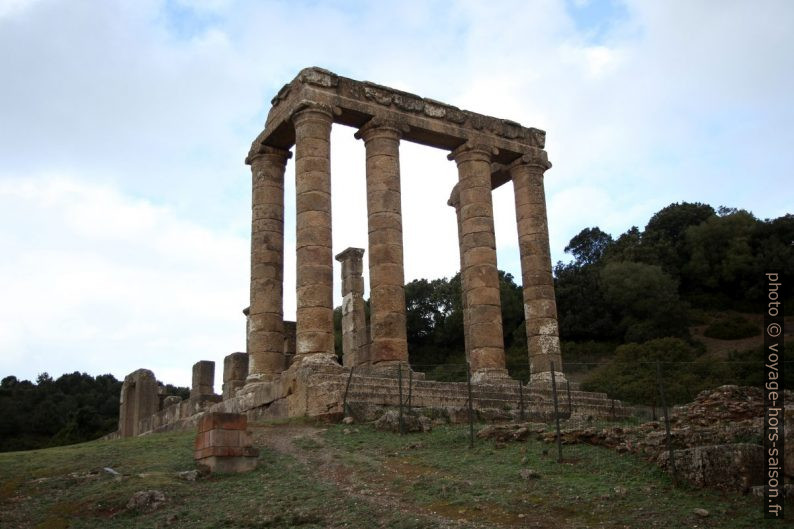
[
  {"x1": 518, "y1": 379, "x2": 525, "y2": 421},
  {"x1": 408, "y1": 368, "x2": 413, "y2": 413},
  {"x1": 342, "y1": 366, "x2": 355, "y2": 419},
  {"x1": 551, "y1": 362, "x2": 562, "y2": 463},
  {"x1": 398, "y1": 363, "x2": 404, "y2": 435},
  {"x1": 466, "y1": 362, "x2": 474, "y2": 449},
  {"x1": 656, "y1": 361, "x2": 677, "y2": 485}
]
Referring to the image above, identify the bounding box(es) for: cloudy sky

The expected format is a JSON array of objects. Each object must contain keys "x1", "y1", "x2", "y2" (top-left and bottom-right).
[{"x1": 1, "y1": 0, "x2": 792, "y2": 388}]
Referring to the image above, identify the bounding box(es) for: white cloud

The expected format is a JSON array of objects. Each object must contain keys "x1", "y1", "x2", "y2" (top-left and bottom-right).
[
  {"x1": 0, "y1": 0, "x2": 792, "y2": 386},
  {"x1": 0, "y1": 176, "x2": 247, "y2": 387}
]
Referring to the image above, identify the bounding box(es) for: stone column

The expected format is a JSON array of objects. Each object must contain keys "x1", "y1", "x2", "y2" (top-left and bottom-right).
[
  {"x1": 355, "y1": 119, "x2": 409, "y2": 369},
  {"x1": 508, "y1": 149, "x2": 565, "y2": 384},
  {"x1": 246, "y1": 145, "x2": 291, "y2": 382},
  {"x1": 447, "y1": 184, "x2": 471, "y2": 364},
  {"x1": 292, "y1": 103, "x2": 337, "y2": 366},
  {"x1": 448, "y1": 142, "x2": 509, "y2": 383},
  {"x1": 335, "y1": 247, "x2": 368, "y2": 367}
]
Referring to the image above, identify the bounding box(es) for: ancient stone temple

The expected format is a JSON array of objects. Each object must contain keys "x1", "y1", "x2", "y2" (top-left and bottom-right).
[
  {"x1": 246, "y1": 66, "x2": 564, "y2": 385},
  {"x1": 116, "y1": 68, "x2": 635, "y2": 438}
]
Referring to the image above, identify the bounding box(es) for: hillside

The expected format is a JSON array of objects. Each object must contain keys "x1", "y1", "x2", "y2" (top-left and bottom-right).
[{"x1": 0, "y1": 420, "x2": 778, "y2": 528}]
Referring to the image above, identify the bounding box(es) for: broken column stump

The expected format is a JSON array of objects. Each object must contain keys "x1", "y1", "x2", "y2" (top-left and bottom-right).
[{"x1": 194, "y1": 412, "x2": 259, "y2": 473}]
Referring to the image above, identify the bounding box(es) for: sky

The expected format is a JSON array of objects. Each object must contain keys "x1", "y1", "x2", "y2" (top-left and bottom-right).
[{"x1": 1, "y1": 0, "x2": 792, "y2": 389}]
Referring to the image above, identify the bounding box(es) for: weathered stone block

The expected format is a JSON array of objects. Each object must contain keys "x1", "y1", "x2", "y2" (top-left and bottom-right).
[
  {"x1": 658, "y1": 444, "x2": 763, "y2": 492},
  {"x1": 191, "y1": 361, "x2": 215, "y2": 399},
  {"x1": 198, "y1": 412, "x2": 247, "y2": 433},
  {"x1": 194, "y1": 412, "x2": 258, "y2": 474},
  {"x1": 119, "y1": 369, "x2": 161, "y2": 438}
]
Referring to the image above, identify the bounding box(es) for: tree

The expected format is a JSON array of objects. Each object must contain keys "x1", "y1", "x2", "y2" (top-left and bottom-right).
[
  {"x1": 641, "y1": 202, "x2": 715, "y2": 281},
  {"x1": 582, "y1": 338, "x2": 720, "y2": 405},
  {"x1": 683, "y1": 209, "x2": 758, "y2": 307},
  {"x1": 600, "y1": 261, "x2": 689, "y2": 343},
  {"x1": 565, "y1": 227, "x2": 613, "y2": 266}
]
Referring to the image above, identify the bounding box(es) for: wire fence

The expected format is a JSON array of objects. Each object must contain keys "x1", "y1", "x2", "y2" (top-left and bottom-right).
[{"x1": 340, "y1": 358, "x2": 792, "y2": 487}]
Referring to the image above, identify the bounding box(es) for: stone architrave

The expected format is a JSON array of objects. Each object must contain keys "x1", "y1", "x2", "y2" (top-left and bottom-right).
[
  {"x1": 354, "y1": 119, "x2": 409, "y2": 369},
  {"x1": 335, "y1": 247, "x2": 368, "y2": 367},
  {"x1": 292, "y1": 102, "x2": 337, "y2": 365},
  {"x1": 222, "y1": 353, "x2": 248, "y2": 400},
  {"x1": 191, "y1": 361, "x2": 215, "y2": 398},
  {"x1": 246, "y1": 145, "x2": 291, "y2": 382},
  {"x1": 448, "y1": 142, "x2": 509, "y2": 383},
  {"x1": 119, "y1": 369, "x2": 160, "y2": 437},
  {"x1": 508, "y1": 150, "x2": 565, "y2": 384},
  {"x1": 447, "y1": 185, "x2": 471, "y2": 364}
]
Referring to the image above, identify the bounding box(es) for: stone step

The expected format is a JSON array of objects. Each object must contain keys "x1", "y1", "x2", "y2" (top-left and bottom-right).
[
  {"x1": 344, "y1": 390, "x2": 634, "y2": 417},
  {"x1": 329, "y1": 374, "x2": 609, "y2": 400},
  {"x1": 342, "y1": 383, "x2": 617, "y2": 407}
]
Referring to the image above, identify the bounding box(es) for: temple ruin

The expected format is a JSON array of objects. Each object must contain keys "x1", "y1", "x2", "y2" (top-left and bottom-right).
[{"x1": 116, "y1": 67, "x2": 631, "y2": 438}]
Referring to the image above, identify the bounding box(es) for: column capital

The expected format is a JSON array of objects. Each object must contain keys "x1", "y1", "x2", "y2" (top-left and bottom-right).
[
  {"x1": 245, "y1": 144, "x2": 292, "y2": 166},
  {"x1": 354, "y1": 117, "x2": 408, "y2": 142},
  {"x1": 334, "y1": 247, "x2": 365, "y2": 263},
  {"x1": 290, "y1": 100, "x2": 337, "y2": 124},
  {"x1": 507, "y1": 147, "x2": 552, "y2": 173},
  {"x1": 447, "y1": 141, "x2": 499, "y2": 164}
]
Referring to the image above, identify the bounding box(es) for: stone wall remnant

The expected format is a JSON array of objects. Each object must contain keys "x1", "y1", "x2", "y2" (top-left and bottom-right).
[
  {"x1": 191, "y1": 361, "x2": 216, "y2": 399},
  {"x1": 222, "y1": 353, "x2": 248, "y2": 400},
  {"x1": 119, "y1": 369, "x2": 160, "y2": 437}
]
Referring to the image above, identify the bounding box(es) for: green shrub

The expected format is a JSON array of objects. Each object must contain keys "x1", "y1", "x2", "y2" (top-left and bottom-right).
[
  {"x1": 560, "y1": 341, "x2": 617, "y2": 372},
  {"x1": 581, "y1": 337, "x2": 731, "y2": 406},
  {"x1": 703, "y1": 314, "x2": 759, "y2": 339}
]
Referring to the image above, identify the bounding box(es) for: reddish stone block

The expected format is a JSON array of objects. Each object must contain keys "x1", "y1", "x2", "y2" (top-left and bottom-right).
[
  {"x1": 194, "y1": 430, "x2": 210, "y2": 451},
  {"x1": 208, "y1": 429, "x2": 241, "y2": 448},
  {"x1": 198, "y1": 412, "x2": 247, "y2": 433}
]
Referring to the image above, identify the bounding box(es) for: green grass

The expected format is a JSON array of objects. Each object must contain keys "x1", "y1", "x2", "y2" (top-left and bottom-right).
[
  {"x1": 323, "y1": 424, "x2": 793, "y2": 528},
  {"x1": 1, "y1": 422, "x2": 791, "y2": 528},
  {"x1": 0, "y1": 429, "x2": 425, "y2": 528}
]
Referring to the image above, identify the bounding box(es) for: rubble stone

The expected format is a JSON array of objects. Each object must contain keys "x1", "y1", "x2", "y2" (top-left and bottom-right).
[{"x1": 374, "y1": 410, "x2": 432, "y2": 433}]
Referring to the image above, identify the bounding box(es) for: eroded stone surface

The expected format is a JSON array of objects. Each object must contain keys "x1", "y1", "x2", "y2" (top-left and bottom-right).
[
  {"x1": 191, "y1": 361, "x2": 215, "y2": 399},
  {"x1": 292, "y1": 103, "x2": 336, "y2": 361},
  {"x1": 119, "y1": 369, "x2": 160, "y2": 437},
  {"x1": 335, "y1": 247, "x2": 369, "y2": 367},
  {"x1": 356, "y1": 120, "x2": 409, "y2": 367},
  {"x1": 194, "y1": 412, "x2": 259, "y2": 474},
  {"x1": 247, "y1": 146, "x2": 291, "y2": 380},
  {"x1": 223, "y1": 353, "x2": 248, "y2": 400},
  {"x1": 448, "y1": 143, "x2": 508, "y2": 381}
]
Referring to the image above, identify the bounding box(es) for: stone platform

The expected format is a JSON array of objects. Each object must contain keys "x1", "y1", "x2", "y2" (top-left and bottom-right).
[{"x1": 131, "y1": 364, "x2": 636, "y2": 436}]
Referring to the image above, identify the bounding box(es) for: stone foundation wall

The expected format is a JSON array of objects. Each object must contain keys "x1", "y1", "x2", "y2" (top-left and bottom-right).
[{"x1": 124, "y1": 365, "x2": 636, "y2": 437}]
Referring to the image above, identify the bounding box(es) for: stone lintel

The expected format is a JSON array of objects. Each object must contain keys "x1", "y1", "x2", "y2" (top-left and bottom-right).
[{"x1": 250, "y1": 67, "x2": 547, "y2": 183}]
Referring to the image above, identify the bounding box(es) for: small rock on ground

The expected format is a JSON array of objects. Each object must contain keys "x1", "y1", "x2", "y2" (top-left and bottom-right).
[
  {"x1": 374, "y1": 410, "x2": 432, "y2": 433},
  {"x1": 126, "y1": 490, "x2": 166, "y2": 512},
  {"x1": 519, "y1": 469, "x2": 540, "y2": 480}
]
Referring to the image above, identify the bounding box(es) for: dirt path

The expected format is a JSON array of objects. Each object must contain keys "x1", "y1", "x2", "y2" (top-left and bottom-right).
[{"x1": 248, "y1": 423, "x2": 501, "y2": 529}]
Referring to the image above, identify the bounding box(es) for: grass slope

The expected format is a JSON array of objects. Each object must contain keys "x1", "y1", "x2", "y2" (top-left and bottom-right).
[{"x1": 0, "y1": 421, "x2": 788, "y2": 528}]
